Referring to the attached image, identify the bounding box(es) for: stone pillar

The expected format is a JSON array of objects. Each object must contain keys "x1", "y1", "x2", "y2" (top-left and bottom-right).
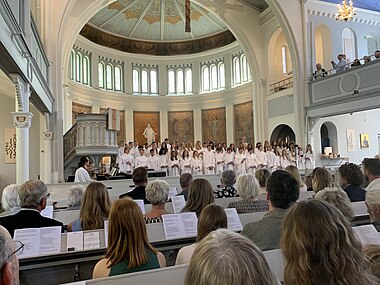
[
  {"x1": 42, "y1": 112, "x2": 53, "y2": 183},
  {"x1": 11, "y1": 74, "x2": 32, "y2": 184}
]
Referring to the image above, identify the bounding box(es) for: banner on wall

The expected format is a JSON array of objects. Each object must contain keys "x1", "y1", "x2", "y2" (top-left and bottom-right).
[
  {"x1": 4, "y1": 128, "x2": 16, "y2": 164},
  {"x1": 106, "y1": 108, "x2": 120, "y2": 131},
  {"x1": 346, "y1": 128, "x2": 355, "y2": 152}
]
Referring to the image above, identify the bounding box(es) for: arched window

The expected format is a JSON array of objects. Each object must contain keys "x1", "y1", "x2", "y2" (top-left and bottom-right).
[
  {"x1": 70, "y1": 50, "x2": 75, "y2": 80},
  {"x1": 211, "y1": 65, "x2": 217, "y2": 90},
  {"x1": 168, "y1": 70, "x2": 175, "y2": 94},
  {"x1": 98, "y1": 62, "x2": 105, "y2": 89},
  {"x1": 342, "y1": 28, "x2": 356, "y2": 63},
  {"x1": 241, "y1": 55, "x2": 248, "y2": 82},
  {"x1": 141, "y1": 69, "x2": 148, "y2": 93},
  {"x1": 106, "y1": 64, "x2": 113, "y2": 89},
  {"x1": 82, "y1": 56, "x2": 89, "y2": 85},
  {"x1": 176, "y1": 69, "x2": 184, "y2": 94},
  {"x1": 233, "y1": 57, "x2": 241, "y2": 85},
  {"x1": 150, "y1": 69, "x2": 157, "y2": 94},
  {"x1": 132, "y1": 68, "x2": 139, "y2": 93},
  {"x1": 75, "y1": 53, "x2": 82, "y2": 82},
  {"x1": 281, "y1": 46, "x2": 287, "y2": 74},
  {"x1": 365, "y1": 34, "x2": 378, "y2": 55},
  {"x1": 185, "y1": 68, "x2": 192, "y2": 94},
  {"x1": 202, "y1": 66, "x2": 210, "y2": 91},
  {"x1": 219, "y1": 63, "x2": 225, "y2": 88},
  {"x1": 114, "y1": 66, "x2": 122, "y2": 91}
]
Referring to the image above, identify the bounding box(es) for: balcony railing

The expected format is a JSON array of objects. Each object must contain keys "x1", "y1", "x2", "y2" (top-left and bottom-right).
[{"x1": 269, "y1": 77, "x2": 293, "y2": 94}]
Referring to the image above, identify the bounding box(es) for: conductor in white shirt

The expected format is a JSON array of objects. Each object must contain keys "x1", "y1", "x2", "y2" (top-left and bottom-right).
[{"x1": 74, "y1": 156, "x2": 94, "y2": 182}]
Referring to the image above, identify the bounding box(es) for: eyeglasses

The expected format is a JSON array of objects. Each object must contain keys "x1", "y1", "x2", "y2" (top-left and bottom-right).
[
  {"x1": 45, "y1": 192, "x2": 51, "y2": 199},
  {"x1": 8, "y1": 241, "x2": 25, "y2": 259}
]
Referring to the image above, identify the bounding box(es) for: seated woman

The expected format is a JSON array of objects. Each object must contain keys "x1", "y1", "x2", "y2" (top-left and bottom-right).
[
  {"x1": 144, "y1": 179, "x2": 170, "y2": 223},
  {"x1": 281, "y1": 200, "x2": 379, "y2": 285},
  {"x1": 284, "y1": 165, "x2": 307, "y2": 192},
  {"x1": 65, "y1": 184, "x2": 85, "y2": 210},
  {"x1": 227, "y1": 174, "x2": 268, "y2": 214},
  {"x1": 255, "y1": 168, "x2": 271, "y2": 199},
  {"x1": 181, "y1": 178, "x2": 215, "y2": 217},
  {"x1": 185, "y1": 229, "x2": 278, "y2": 285},
  {"x1": 338, "y1": 163, "x2": 366, "y2": 202},
  {"x1": 0, "y1": 184, "x2": 20, "y2": 217},
  {"x1": 93, "y1": 199, "x2": 166, "y2": 278},
  {"x1": 364, "y1": 244, "x2": 380, "y2": 280},
  {"x1": 67, "y1": 182, "x2": 111, "y2": 231},
  {"x1": 176, "y1": 204, "x2": 227, "y2": 265},
  {"x1": 310, "y1": 167, "x2": 333, "y2": 193}
]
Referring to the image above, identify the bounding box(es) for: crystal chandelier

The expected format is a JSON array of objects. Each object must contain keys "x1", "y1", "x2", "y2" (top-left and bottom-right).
[{"x1": 336, "y1": 0, "x2": 356, "y2": 22}]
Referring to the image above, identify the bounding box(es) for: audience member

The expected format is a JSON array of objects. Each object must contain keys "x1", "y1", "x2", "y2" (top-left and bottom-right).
[
  {"x1": 313, "y1": 63, "x2": 327, "y2": 79},
  {"x1": 314, "y1": 187, "x2": 353, "y2": 221},
  {"x1": 93, "y1": 199, "x2": 166, "y2": 278},
  {"x1": 176, "y1": 173, "x2": 193, "y2": 200},
  {"x1": 365, "y1": 191, "x2": 380, "y2": 231},
  {"x1": 375, "y1": 50, "x2": 380, "y2": 60},
  {"x1": 338, "y1": 163, "x2": 366, "y2": 202},
  {"x1": 351, "y1": 58, "x2": 362, "y2": 67},
  {"x1": 176, "y1": 204, "x2": 227, "y2": 265},
  {"x1": 74, "y1": 156, "x2": 94, "y2": 182},
  {"x1": 0, "y1": 185, "x2": 20, "y2": 217},
  {"x1": 331, "y1": 53, "x2": 347, "y2": 72},
  {"x1": 185, "y1": 229, "x2": 278, "y2": 285},
  {"x1": 363, "y1": 158, "x2": 380, "y2": 193},
  {"x1": 284, "y1": 165, "x2": 307, "y2": 192},
  {"x1": 0, "y1": 180, "x2": 63, "y2": 237},
  {"x1": 255, "y1": 168, "x2": 271, "y2": 196},
  {"x1": 364, "y1": 55, "x2": 372, "y2": 64},
  {"x1": 304, "y1": 174, "x2": 313, "y2": 191},
  {"x1": 181, "y1": 178, "x2": 215, "y2": 217},
  {"x1": 281, "y1": 200, "x2": 379, "y2": 285},
  {"x1": 67, "y1": 182, "x2": 111, "y2": 231},
  {"x1": 227, "y1": 174, "x2": 268, "y2": 214},
  {"x1": 66, "y1": 184, "x2": 85, "y2": 210},
  {"x1": 119, "y1": 167, "x2": 150, "y2": 204},
  {"x1": 0, "y1": 225, "x2": 20, "y2": 285},
  {"x1": 241, "y1": 170, "x2": 299, "y2": 251},
  {"x1": 364, "y1": 244, "x2": 380, "y2": 280},
  {"x1": 214, "y1": 170, "x2": 237, "y2": 198},
  {"x1": 310, "y1": 167, "x2": 333, "y2": 193},
  {"x1": 144, "y1": 180, "x2": 170, "y2": 223}
]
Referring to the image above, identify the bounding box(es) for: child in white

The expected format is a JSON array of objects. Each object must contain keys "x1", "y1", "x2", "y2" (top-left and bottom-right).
[
  {"x1": 246, "y1": 148, "x2": 257, "y2": 175},
  {"x1": 234, "y1": 147, "x2": 247, "y2": 175},
  {"x1": 135, "y1": 147, "x2": 149, "y2": 168},
  {"x1": 304, "y1": 144, "x2": 315, "y2": 170},
  {"x1": 203, "y1": 145, "x2": 216, "y2": 175},
  {"x1": 159, "y1": 148, "x2": 169, "y2": 176},
  {"x1": 266, "y1": 145, "x2": 279, "y2": 171},
  {"x1": 256, "y1": 145, "x2": 268, "y2": 169},
  {"x1": 215, "y1": 148, "x2": 225, "y2": 175},
  {"x1": 191, "y1": 150, "x2": 203, "y2": 175},
  {"x1": 148, "y1": 149, "x2": 161, "y2": 170},
  {"x1": 280, "y1": 149, "x2": 291, "y2": 169},
  {"x1": 119, "y1": 146, "x2": 134, "y2": 173},
  {"x1": 169, "y1": 150, "x2": 180, "y2": 176},
  {"x1": 224, "y1": 147, "x2": 235, "y2": 171},
  {"x1": 180, "y1": 150, "x2": 192, "y2": 174}
]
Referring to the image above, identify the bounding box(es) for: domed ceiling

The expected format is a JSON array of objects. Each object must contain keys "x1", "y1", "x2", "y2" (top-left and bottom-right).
[{"x1": 80, "y1": 0, "x2": 238, "y2": 55}]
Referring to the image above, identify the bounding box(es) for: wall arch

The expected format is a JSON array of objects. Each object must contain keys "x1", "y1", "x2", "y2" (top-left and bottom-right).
[
  {"x1": 315, "y1": 24, "x2": 332, "y2": 69},
  {"x1": 320, "y1": 121, "x2": 338, "y2": 155},
  {"x1": 270, "y1": 124, "x2": 296, "y2": 144},
  {"x1": 342, "y1": 28, "x2": 357, "y2": 63}
]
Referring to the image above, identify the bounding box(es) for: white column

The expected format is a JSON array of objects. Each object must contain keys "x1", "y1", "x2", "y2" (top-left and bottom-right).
[
  {"x1": 160, "y1": 110, "x2": 168, "y2": 142},
  {"x1": 225, "y1": 105, "x2": 234, "y2": 144},
  {"x1": 42, "y1": 131, "x2": 53, "y2": 183},
  {"x1": 194, "y1": 109, "x2": 202, "y2": 143},
  {"x1": 192, "y1": 62, "x2": 200, "y2": 95}
]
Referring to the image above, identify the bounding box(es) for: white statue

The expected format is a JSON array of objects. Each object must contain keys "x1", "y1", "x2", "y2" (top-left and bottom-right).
[{"x1": 143, "y1": 124, "x2": 157, "y2": 146}]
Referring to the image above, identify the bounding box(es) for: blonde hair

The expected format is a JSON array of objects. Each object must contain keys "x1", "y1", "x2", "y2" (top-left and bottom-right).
[
  {"x1": 314, "y1": 187, "x2": 353, "y2": 221},
  {"x1": 80, "y1": 182, "x2": 111, "y2": 230},
  {"x1": 236, "y1": 174, "x2": 260, "y2": 198},
  {"x1": 197, "y1": 204, "x2": 227, "y2": 242},
  {"x1": 364, "y1": 244, "x2": 380, "y2": 280},
  {"x1": 106, "y1": 199, "x2": 157, "y2": 268},
  {"x1": 281, "y1": 200, "x2": 379, "y2": 285},
  {"x1": 284, "y1": 165, "x2": 305, "y2": 188},
  {"x1": 185, "y1": 229, "x2": 278, "y2": 285},
  {"x1": 181, "y1": 178, "x2": 215, "y2": 217},
  {"x1": 311, "y1": 167, "x2": 333, "y2": 193}
]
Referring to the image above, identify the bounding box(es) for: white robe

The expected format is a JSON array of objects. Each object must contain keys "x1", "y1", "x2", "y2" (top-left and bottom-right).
[
  {"x1": 224, "y1": 152, "x2": 235, "y2": 171},
  {"x1": 148, "y1": 155, "x2": 161, "y2": 170},
  {"x1": 304, "y1": 151, "x2": 315, "y2": 170},
  {"x1": 203, "y1": 150, "x2": 216, "y2": 175},
  {"x1": 159, "y1": 155, "x2": 168, "y2": 175},
  {"x1": 266, "y1": 151, "x2": 278, "y2": 171},
  {"x1": 169, "y1": 158, "x2": 180, "y2": 176},
  {"x1": 191, "y1": 158, "x2": 203, "y2": 175},
  {"x1": 234, "y1": 152, "x2": 247, "y2": 175},
  {"x1": 215, "y1": 152, "x2": 225, "y2": 174},
  {"x1": 256, "y1": 151, "x2": 268, "y2": 168},
  {"x1": 180, "y1": 157, "x2": 192, "y2": 174},
  {"x1": 135, "y1": 155, "x2": 148, "y2": 168},
  {"x1": 246, "y1": 153, "x2": 257, "y2": 174},
  {"x1": 74, "y1": 167, "x2": 93, "y2": 182},
  {"x1": 119, "y1": 154, "x2": 134, "y2": 173}
]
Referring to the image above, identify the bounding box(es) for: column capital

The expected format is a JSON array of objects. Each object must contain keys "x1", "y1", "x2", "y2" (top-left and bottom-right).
[
  {"x1": 11, "y1": 74, "x2": 30, "y2": 112},
  {"x1": 43, "y1": 131, "x2": 54, "y2": 140},
  {"x1": 11, "y1": 112, "x2": 33, "y2": 128}
]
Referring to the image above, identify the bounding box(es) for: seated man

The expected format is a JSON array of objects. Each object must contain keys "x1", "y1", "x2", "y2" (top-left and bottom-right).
[
  {"x1": 214, "y1": 170, "x2": 237, "y2": 198},
  {"x1": 119, "y1": 167, "x2": 150, "y2": 204},
  {"x1": 241, "y1": 170, "x2": 299, "y2": 251},
  {"x1": 0, "y1": 225, "x2": 19, "y2": 285},
  {"x1": 0, "y1": 180, "x2": 63, "y2": 237},
  {"x1": 177, "y1": 173, "x2": 193, "y2": 200}
]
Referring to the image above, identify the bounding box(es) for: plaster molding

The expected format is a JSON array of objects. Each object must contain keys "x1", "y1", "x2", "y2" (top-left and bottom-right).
[{"x1": 11, "y1": 112, "x2": 33, "y2": 128}]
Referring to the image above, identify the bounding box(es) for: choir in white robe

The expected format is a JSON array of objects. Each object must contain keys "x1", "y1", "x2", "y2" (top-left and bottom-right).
[
  {"x1": 304, "y1": 151, "x2": 315, "y2": 169},
  {"x1": 266, "y1": 151, "x2": 279, "y2": 171},
  {"x1": 180, "y1": 157, "x2": 192, "y2": 174},
  {"x1": 280, "y1": 156, "x2": 291, "y2": 169},
  {"x1": 148, "y1": 155, "x2": 161, "y2": 170},
  {"x1": 160, "y1": 155, "x2": 168, "y2": 175},
  {"x1": 215, "y1": 151, "x2": 225, "y2": 174},
  {"x1": 135, "y1": 155, "x2": 149, "y2": 168},
  {"x1": 246, "y1": 152, "x2": 257, "y2": 174},
  {"x1": 224, "y1": 151, "x2": 235, "y2": 171},
  {"x1": 256, "y1": 150, "x2": 268, "y2": 168},
  {"x1": 119, "y1": 154, "x2": 134, "y2": 173},
  {"x1": 203, "y1": 150, "x2": 216, "y2": 175},
  {"x1": 234, "y1": 152, "x2": 247, "y2": 175},
  {"x1": 191, "y1": 157, "x2": 203, "y2": 175},
  {"x1": 169, "y1": 158, "x2": 180, "y2": 176}
]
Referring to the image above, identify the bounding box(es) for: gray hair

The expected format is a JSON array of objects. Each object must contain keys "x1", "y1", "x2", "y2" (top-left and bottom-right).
[
  {"x1": 1, "y1": 184, "x2": 20, "y2": 212},
  {"x1": 67, "y1": 185, "x2": 85, "y2": 207},
  {"x1": 315, "y1": 187, "x2": 353, "y2": 221},
  {"x1": 19, "y1": 180, "x2": 48, "y2": 208},
  {"x1": 185, "y1": 229, "x2": 278, "y2": 285},
  {"x1": 0, "y1": 225, "x2": 14, "y2": 268},
  {"x1": 221, "y1": 170, "x2": 236, "y2": 187},
  {"x1": 146, "y1": 180, "x2": 169, "y2": 206},
  {"x1": 236, "y1": 174, "x2": 260, "y2": 199}
]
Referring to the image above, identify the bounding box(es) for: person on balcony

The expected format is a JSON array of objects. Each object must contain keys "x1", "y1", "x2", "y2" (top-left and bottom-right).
[
  {"x1": 331, "y1": 54, "x2": 347, "y2": 72},
  {"x1": 313, "y1": 63, "x2": 327, "y2": 79}
]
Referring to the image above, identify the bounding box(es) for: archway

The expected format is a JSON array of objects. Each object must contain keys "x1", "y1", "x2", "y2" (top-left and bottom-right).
[
  {"x1": 320, "y1": 121, "x2": 338, "y2": 155},
  {"x1": 315, "y1": 24, "x2": 333, "y2": 69},
  {"x1": 270, "y1": 124, "x2": 296, "y2": 144}
]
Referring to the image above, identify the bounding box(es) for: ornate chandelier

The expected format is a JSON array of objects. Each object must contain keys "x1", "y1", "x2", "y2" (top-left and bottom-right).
[{"x1": 336, "y1": 0, "x2": 356, "y2": 22}]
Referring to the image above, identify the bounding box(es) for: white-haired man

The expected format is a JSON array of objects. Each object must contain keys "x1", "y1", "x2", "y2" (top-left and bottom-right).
[{"x1": 0, "y1": 225, "x2": 19, "y2": 285}]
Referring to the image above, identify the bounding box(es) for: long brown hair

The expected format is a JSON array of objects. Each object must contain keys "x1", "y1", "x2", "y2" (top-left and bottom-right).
[
  {"x1": 106, "y1": 199, "x2": 157, "y2": 268},
  {"x1": 79, "y1": 182, "x2": 111, "y2": 230},
  {"x1": 281, "y1": 200, "x2": 379, "y2": 285},
  {"x1": 181, "y1": 178, "x2": 215, "y2": 217},
  {"x1": 197, "y1": 204, "x2": 227, "y2": 242}
]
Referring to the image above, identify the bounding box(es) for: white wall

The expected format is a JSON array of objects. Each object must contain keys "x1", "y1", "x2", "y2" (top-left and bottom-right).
[{"x1": 312, "y1": 109, "x2": 380, "y2": 166}]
